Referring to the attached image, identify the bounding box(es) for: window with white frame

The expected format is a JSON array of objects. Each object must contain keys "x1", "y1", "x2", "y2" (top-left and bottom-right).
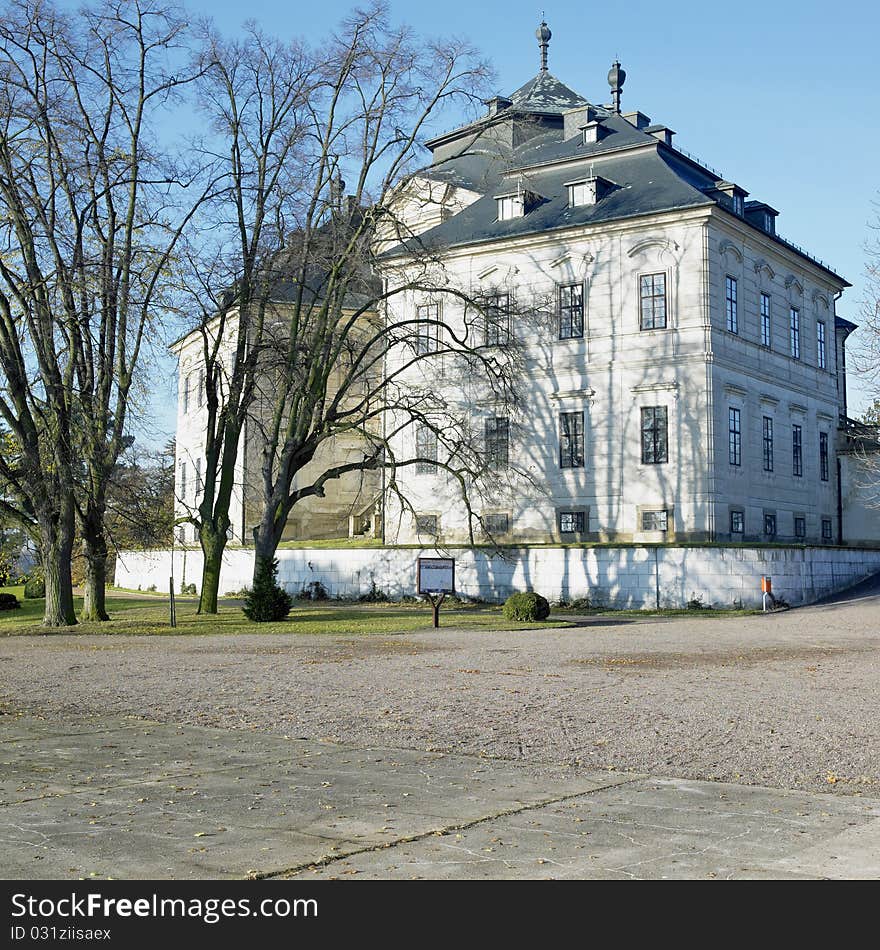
[
  {"x1": 496, "y1": 195, "x2": 524, "y2": 220},
  {"x1": 559, "y1": 510, "x2": 585, "y2": 534},
  {"x1": 725, "y1": 276, "x2": 738, "y2": 333},
  {"x1": 792, "y1": 424, "x2": 803, "y2": 477},
  {"x1": 763, "y1": 512, "x2": 777, "y2": 537},
  {"x1": 182, "y1": 374, "x2": 190, "y2": 413},
  {"x1": 558, "y1": 283, "x2": 584, "y2": 340},
  {"x1": 639, "y1": 273, "x2": 667, "y2": 330},
  {"x1": 790, "y1": 307, "x2": 800, "y2": 359},
  {"x1": 794, "y1": 516, "x2": 806, "y2": 538},
  {"x1": 485, "y1": 416, "x2": 509, "y2": 468},
  {"x1": 760, "y1": 293, "x2": 772, "y2": 348},
  {"x1": 730, "y1": 510, "x2": 744, "y2": 534},
  {"x1": 559, "y1": 411, "x2": 584, "y2": 468},
  {"x1": 416, "y1": 302, "x2": 440, "y2": 355},
  {"x1": 817, "y1": 320, "x2": 826, "y2": 369},
  {"x1": 567, "y1": 179, "x2": 597, "y2": 207},
  {"x1": 483, "y1": 292, "x2": 511, "y2": 346},
  {"x1": 484, "y1": 513, "x2": 510, "y2": 535},
  {"x1": 762, "y1": 416, "x2": 774, "y2": 472},
  {"x1": 415, "y1": 514, "x2": 438, "y2": 536},
  {"x1": 415, "y1": 425, "x2": 438, "y2": 474},
  {"x1": 728, "y1": 407, "x2": 741, "y2": 466},
  {"x1": 641, "y1": 509, "x2": 669, "y2": 532},
  {"x1": 641, "y1": 406, "x2": 668, "y2": 464},
  {"x1": 822, "y1": 518, "x2": 832, "y2": 540}
]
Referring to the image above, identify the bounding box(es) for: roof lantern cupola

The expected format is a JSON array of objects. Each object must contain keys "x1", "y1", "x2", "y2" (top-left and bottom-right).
[
  {"x1": 535, "y1": 19, "x2": 551, "y2": 72},
  {"x1": 607, "y1": 60, "x2": 626, "y2": 113}
]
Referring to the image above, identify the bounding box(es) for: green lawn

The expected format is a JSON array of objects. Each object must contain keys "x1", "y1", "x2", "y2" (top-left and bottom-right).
[{"x1": 0, "y1": 586, "x2": 567, "y2": 637}]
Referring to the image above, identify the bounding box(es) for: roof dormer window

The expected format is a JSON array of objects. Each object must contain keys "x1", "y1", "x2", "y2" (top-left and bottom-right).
[
  {"x1": 496, "y1": 194, "x2": 524, "y2": 220},
  {"x1": 732, "y1": 193, "x2": 744, "y2": 216},
  {"x1": 581, "y1": 121, "x2": 606, "y2": 145},
  {"x1": 566, "y1": 175, "x2": 612, "y2": 208}
]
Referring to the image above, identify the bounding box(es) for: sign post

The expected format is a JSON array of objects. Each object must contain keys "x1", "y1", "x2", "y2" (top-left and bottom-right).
[{"x1": 417, "y1": 557, "x2": 455, "y2": 628}]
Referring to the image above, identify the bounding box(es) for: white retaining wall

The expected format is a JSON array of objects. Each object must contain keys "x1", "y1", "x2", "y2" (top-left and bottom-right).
[{"x1": 114, "y1": 544, "x2": 880, "y2": 609}]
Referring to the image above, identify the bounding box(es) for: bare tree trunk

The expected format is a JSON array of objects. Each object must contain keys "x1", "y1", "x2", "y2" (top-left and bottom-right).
[
  {"x1": 198, "y1": 525, "x2": 228, "y2": 614},
  {"x1": 80, "y1": 506, "x2": 110, "y2": 621},
  {"x1": 252, "y1": 500, "x2": 287, "y2": 588},
  {"x1": 39, "y1": 500, "x2": 77, "y2": 628}
]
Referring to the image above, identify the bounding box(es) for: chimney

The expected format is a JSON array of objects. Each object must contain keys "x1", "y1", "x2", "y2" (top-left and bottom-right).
[
  {"x1": 646, "y1": 124, "x2": 675, "y2": 146},
  {"x1": 622, "y1": 111, "x2": 651, "y2": 130}
]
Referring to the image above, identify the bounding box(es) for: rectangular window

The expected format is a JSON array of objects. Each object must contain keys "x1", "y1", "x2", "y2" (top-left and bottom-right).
[
  {"x1": 179, "y1": 461, "x2": 187, "y2": 499},
  {"x1": 559, "y1": 411, "x2": 585, "y2": 469},
  {"x1": 182, "y1": 375, "x2": 190, "y2": 413},
  {"x1": 416, "y1": 303, "x2": 440, "y2": 355},
  {"x1": 485, "y1": 416, "x2": 509, "y2": 468},
  {"x1": 197, "y1": 368, "x2": 204, "y2": 408},
  {"x1": 728, "y1": 407, "x2": 741, "y2": 466},
  {"x1": 764, "y1": 512, "x2": 777, "y2": 537},
  {"x1": 820, "y1": 432, "x2": 829, "y2": 481},
  {"x1": 194, "y1": 458, "x2": 202, "y2": 499},
  {"x1": 762, "y1": 416, "x2": 774, "y2": 472},
  {"x1": 792, "y1": 424, "x2": 803, "y2": 477},
  {"x1": 790, "y1": 307, "x2": 800, "y2": 359},
  {"x1": 558, "y1": 283, "x2": 584, "y2": 340},
  {"x1": 730, "y1": 510, "x2": 744, "y2": 534},
  {"x1": 415, "y1": 425, "x2": 438, "y2": 474},
  {"x1": 641, "y1": 510, "x2": 669, "y2": 532},
  {"x1": 415, "y1": 514, "x2": 438, "y2": 536},
  {"x1": 484, "y1": 513, "x2": 510, "y2": 535},
  {"x1": 725, "y1": 276, "x2": 738, "y2": 333},
  {"x1": 497, "y1": 195, "x2": 524, "y2": 220},
  {"x1": 760, "y1": 293, "x2": 772, "y2": 348},
  {"x1": 484, "y1": 292, "x2": 511, "y2": 346},
  {"x1": 639, "y1": 273, "x2": 667, "y2": 330},
  {"x1": 817, "y1": 321, "x2": 827, "y2": 369},
  {"x1": 641, "y1": 406, "x2": 668, "y2": 464},
  {"x1": 559, "y1": 511, "x2": 586, "y2": 534},
  {"x1": 794, "y1": 516, "x2": 806, "y2": 539},
  {"x1": 568, "y1": 180, "x2": 597, "y2": 207},
  {"x1": 822, "y1": 518, "x2": 832, "y2": 541}
]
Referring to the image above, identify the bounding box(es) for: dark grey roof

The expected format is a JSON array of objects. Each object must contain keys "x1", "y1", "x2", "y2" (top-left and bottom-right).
[
  {"x1": 507, "y1": 70, "x2": 593, "y2": 115},
  {"x1": 395, "y1": 146, "x2": 714, "y2": 255}
]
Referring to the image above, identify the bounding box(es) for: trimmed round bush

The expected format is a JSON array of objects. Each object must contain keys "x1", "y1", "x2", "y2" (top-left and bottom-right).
[
  {"x1": 23, "y1": 576, "x2": 45, "y2": 599},
  {"x1": 502, "y1": 591, "x2": 550, "y2": 622},
  {"x1": 243, "y1": 557, "x2": 292, "y2": 623},
  {"x1": 0, "y1": 592, "x2": 20, "y2": 611}
]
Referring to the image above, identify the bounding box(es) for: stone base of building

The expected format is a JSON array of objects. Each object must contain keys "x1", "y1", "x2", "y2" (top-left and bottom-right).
[{"x1": 115, "y1": 544, "x2": 880, "y2": 611}]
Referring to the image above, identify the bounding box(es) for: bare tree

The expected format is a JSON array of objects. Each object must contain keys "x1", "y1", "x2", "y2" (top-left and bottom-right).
[
  {"x1": 0, "y1": 0, "x2": 208, "y2": 624},
  {"x1": 174, "y1": 20, "x2": 314, "y2": 614},
  {"x1": 243, "y1": 5, "x2": 538, "y2": 584}
]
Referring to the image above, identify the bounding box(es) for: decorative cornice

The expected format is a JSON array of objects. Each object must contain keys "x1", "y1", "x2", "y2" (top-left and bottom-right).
[
  {"x1": 719, "y1": 239, "x2": 743, "y2": 262},
  {"x1": 476, "y1": 264, "x2": 498, "y2": 280},
  {"x1": 627, "y1": 236, "x2": 679, "y2": 257},
  {"x1": 759, "y1": 394, "x2": 780, "y2": 407},
  {"x1": 788, "y1": 402, "x2": 808, "y2": 415},
  {"x1": 631, "y1": 380, "x2": 679, "y2": 394},
  {"x1": 753, "y1": 257, "x2": 776, "y2": 279},
  {"x1": 551, "y1": 388, "x2": 595, "y2": 401},
  {"x1": 785, "y1": 275, "x2": 804, "y2": 295},
  {"x1": 812, "y1": 290, "x2": 829, "y2": 309},
  {"x1": 724, "y1": 384, "x2": 748, "y2": 397}
]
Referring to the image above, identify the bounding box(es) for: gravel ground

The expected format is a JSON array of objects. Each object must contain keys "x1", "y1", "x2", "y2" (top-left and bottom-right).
[{"x1": 2, "y1": 579, "x2": 879, "y2": 796}]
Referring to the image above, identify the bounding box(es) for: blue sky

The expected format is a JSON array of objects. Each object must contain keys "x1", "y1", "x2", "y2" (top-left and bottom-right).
[{"x1": 111, "y1": 0, "x2": 880, "y2": 440}]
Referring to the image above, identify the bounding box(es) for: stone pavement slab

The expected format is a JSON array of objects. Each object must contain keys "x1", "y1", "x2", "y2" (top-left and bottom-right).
[
  {"x1": 291, "y1": 776, "x2": 880, "y2": 880},
  {"x1": 2, "y1": 714, "x2": 878, "y2": 880}
]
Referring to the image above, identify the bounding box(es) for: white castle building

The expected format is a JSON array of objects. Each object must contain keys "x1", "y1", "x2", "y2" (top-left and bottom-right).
[{"x1": 173, "y1": 23, "x2": 873, "y2": 553}]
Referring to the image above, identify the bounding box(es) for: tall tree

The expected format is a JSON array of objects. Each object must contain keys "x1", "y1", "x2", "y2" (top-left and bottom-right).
[
  {"x1": 0, "y1": 0, "x2": 207, "y2": 623},
  {"x1": 174, "y1": 21, "x2": 313, "y2": 614}
]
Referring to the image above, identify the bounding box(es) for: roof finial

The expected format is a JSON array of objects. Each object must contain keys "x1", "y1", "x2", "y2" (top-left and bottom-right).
[
  {"x1": 607, "y1": 59, "x2": 626, "y2": 114},
  {"x1": 535, "y1": 18, "x2": 551, "y2": 73}
]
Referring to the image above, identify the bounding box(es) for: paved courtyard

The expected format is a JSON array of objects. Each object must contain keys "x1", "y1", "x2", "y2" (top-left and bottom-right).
[{"x1": 1, "y1": 575, "x2": 879, "y2": 878}]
